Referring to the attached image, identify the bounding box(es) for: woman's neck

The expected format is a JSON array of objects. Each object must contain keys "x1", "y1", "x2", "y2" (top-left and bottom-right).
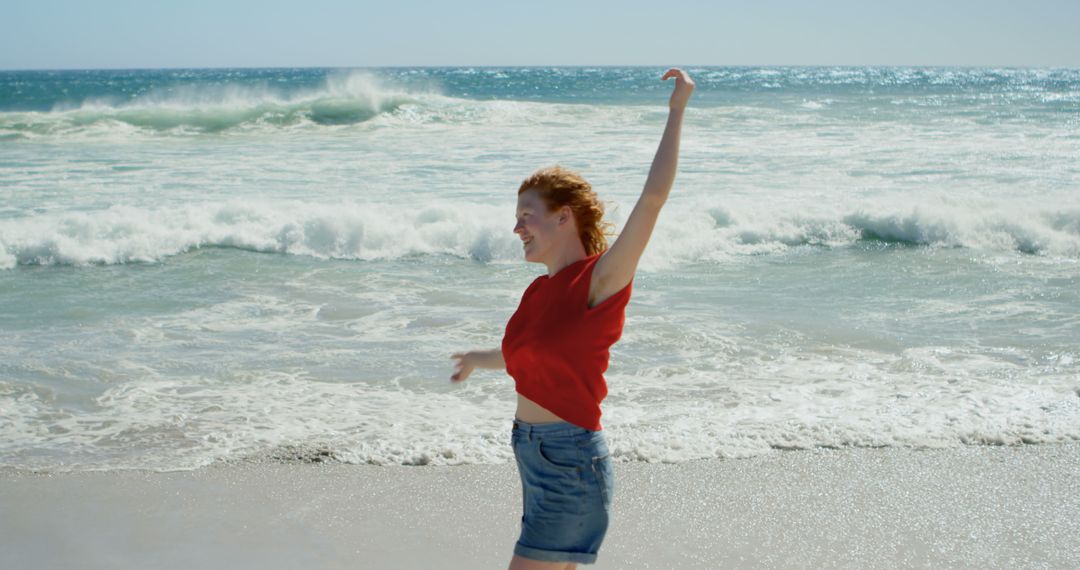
[{"x1": 543, "y1": 242, "x2": 589, "y2": 277}]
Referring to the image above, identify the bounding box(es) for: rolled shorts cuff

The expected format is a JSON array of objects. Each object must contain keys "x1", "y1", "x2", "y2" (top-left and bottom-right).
[{"x1": 514, "y1": 543, "x2": 599, "y2": 565}]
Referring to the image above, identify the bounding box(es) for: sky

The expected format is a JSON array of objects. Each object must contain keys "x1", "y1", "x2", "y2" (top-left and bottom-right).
[{"x1": 4, "y1": 0, "x2": 1079, "y2": 70}]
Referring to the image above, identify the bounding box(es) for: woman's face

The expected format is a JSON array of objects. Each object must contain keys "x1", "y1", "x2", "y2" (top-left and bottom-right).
[{"x1": 515, "y1": 188, "x2": 567, "y2": 263}]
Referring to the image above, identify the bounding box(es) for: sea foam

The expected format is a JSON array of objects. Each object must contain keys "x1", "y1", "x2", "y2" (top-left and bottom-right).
[
  {"x1": 0, "y1": 71, "x2": 448, "y2": 136},
  {"x1": 3, "y1": 66, "x2": 1079, "y2": 473},
  {"x1": 4, "y1": 346, "x2": 1077, "y2": 472},
  {"x1": 0, "y1": 201, "x2": 518, "y2": 268},
  {"x1": 3, "y1": 200, "x2": 1079, "y2": 270}
]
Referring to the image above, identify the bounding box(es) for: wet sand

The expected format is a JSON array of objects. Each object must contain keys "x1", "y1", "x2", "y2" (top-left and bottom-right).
[{"x1": 2, "y1": 444, "x2": 1078, "y2": 569}]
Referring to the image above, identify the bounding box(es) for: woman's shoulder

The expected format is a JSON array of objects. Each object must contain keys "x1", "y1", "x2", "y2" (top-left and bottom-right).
[
  {"x1": 524, "y1": 274, "x2": 545, "y2": 293},
  {"x1": 568, "y1": 253, "x2": 603, "y2": 284}
]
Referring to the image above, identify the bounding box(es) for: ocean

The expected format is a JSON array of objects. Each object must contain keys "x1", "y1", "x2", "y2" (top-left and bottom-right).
[{"x1": 1, "y1": 66, "x2": 1078, "y2": 472}]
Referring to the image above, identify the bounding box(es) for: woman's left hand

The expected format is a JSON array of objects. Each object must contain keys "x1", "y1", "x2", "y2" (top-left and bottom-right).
[{"x1": 663, "y1": 68, "x2": 695, "y2": 111}]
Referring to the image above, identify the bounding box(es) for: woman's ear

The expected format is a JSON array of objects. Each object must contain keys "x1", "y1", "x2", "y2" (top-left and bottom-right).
[{"x1": 559, "y1": 205, "x2": 573, "y2": 226}]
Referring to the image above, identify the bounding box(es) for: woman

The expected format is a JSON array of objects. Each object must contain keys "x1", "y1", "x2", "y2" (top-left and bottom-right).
[{"x1": 451, "y1": 68, "x2": 694, "y2": 569}]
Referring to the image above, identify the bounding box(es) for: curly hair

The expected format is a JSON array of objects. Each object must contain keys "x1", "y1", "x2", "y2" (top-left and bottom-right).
[{"x1": 518, "y1": 166, "x2": 614, "y2": 256}]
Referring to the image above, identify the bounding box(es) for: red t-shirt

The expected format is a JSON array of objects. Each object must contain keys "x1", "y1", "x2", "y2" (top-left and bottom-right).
[{"x1": 501, "y1": 253, "x2": 632, "y2": 430}]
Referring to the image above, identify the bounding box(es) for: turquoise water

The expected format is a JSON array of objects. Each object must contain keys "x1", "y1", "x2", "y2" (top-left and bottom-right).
[{"x1": 1, "y1": 67, "x2": 1078, "y2": 471}]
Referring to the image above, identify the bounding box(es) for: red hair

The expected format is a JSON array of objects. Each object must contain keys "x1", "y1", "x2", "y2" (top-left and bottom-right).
[{"x1": 518, "y1": 166, "x2": 613, "y2": 256}]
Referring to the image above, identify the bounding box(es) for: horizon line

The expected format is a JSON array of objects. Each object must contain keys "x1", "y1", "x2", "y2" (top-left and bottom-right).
[{"x1": 2, "y1": 63, "x2": 1078, "y2": 73}]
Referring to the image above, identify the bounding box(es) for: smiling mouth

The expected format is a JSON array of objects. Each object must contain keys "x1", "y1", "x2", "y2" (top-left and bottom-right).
[{"x1": 522, "y1": 237, "x2": 533, "y2": 247}]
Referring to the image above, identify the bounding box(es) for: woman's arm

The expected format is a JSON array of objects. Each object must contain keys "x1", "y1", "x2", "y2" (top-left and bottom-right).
[
  {"x1": 591, "y1": 68, "x2": 695, "y2": 306},
  {"x1": 450, "y1": 348, "x2": 505, "y2": 382}
]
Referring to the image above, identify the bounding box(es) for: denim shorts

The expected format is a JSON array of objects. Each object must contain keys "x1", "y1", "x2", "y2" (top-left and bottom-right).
[{"x1": 511, "y1": 419, "x2": 614, "y2": 565}]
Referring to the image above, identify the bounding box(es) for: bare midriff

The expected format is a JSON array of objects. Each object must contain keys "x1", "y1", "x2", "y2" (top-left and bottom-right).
[{"x1": 515, "y1": 394, "x2": 565, "y2": 424}]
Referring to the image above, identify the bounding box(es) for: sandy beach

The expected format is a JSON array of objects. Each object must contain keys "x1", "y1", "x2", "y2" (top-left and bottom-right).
[{"x1": 3, "y1": 443, "x2": 1077, "y2": 569}]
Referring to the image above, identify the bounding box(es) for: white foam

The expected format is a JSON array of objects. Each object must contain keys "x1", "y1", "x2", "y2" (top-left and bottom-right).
[
  {"x1": 4, "y1": 67, "x2": 1079, "y2": 472},
  {"x1": 842, "y1": 206, "x2": 1080, "y2": 254},
  {"x1": 638, "y1": 198, "x2": 1080, "y2": 271},
  {"x1": 1, "y1": 371, "x2": 518, "y2": 472},
  {"x1": 799, "y1": 99, "x2": 833, "y2": 110},
  {"x1": 3, "y1": 198, "x2": 1078, "y2": 271},
  {"x1": 1, "y1": 71, "x2": 456, "y2": 136},
  {"x1": 601, "y1": 347, "x2": 1080, "y2": 462},
  {"x1": 4, "y1": 344, "x2": 1077, "y2": 472},
  {"x1": 0, "y1": 200, "x2": 521, "y2": 267},
  {"x1": 0, "y1": 243, "x2": 15, "y2": 269}
]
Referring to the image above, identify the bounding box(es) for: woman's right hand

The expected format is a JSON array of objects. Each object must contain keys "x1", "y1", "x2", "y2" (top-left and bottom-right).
[
  {"x1": 450, "y1": 352, "x2": 478, "y2": 382},
  {"x1": 450, "y1": 348, "x2": 505, "y2": 382}
]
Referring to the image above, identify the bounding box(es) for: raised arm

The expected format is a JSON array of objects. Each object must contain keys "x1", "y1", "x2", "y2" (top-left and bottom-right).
[{"x1": 590, "y1": 68, "x2": 695, "y2": 306}]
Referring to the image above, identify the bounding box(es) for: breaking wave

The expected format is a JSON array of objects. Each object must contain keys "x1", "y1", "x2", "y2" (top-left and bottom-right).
[
  {"x1": 3, "y1": 200, "x2": 1079, "y2": 270},
  {"x1": 0, "y1": 71, "x2": 445, "y2": 136}
]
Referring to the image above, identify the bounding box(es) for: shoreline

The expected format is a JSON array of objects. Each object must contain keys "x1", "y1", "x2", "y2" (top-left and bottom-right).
[{"x1": 3, "y1": 443, "x2": 1078, "y2": 569}]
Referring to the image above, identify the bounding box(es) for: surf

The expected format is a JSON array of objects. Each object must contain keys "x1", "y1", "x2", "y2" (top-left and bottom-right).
[
  {"x1": 3, "y1": 199, "x2": 1078, "y2": 270},
  {"x1": 0, "y1": 70, "x2": 447, "y2": 136}
]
